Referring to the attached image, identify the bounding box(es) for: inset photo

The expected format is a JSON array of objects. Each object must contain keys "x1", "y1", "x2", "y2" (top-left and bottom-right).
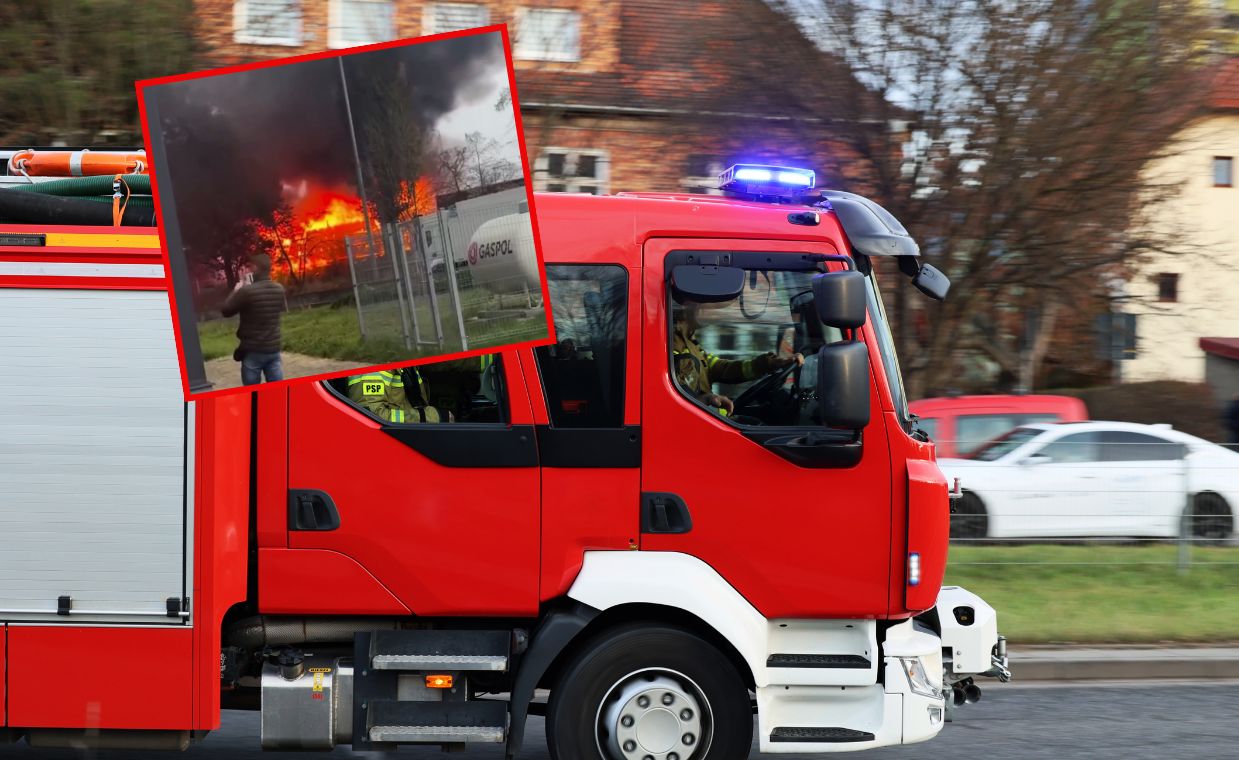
[{"x1": 138, "y1": 27, "x2": 551, "y2": 397}]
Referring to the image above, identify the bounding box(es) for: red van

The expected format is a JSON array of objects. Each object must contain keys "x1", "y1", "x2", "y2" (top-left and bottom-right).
[{"x1": 909, "y1": 394, "x2": 1089, "y2": 458}]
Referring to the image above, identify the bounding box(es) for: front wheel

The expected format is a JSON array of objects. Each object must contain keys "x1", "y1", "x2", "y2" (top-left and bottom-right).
[
  {"x1": 546, "y1": 624, "x2": 753, "y2": 760},
  {"x1": 950, "y1": 491, "x2": 989, "y2": 541},
  {"x1": 1190, "y1": 492, "x2": 1233, "y2": 542}
]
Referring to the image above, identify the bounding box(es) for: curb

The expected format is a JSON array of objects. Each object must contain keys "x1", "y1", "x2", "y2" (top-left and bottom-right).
[{"x1": 1011, "y1": 648, "x2": 1239, "y2": 681}]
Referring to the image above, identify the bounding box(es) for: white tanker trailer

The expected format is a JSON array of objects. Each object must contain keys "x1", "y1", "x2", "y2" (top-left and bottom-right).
[{"x1": 461, "y1": 211, "x2": 541, "y2": 296}]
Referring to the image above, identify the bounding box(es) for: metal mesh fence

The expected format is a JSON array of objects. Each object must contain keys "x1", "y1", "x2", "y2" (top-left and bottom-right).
[{"x1": 345, "y1": 190, "x2": 547, "y2": 357}]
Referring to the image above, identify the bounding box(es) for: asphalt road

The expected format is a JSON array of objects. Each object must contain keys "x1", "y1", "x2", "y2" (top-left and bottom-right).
[{"x1": 2, "y1": 681, "x2": 1236, "y2": 760}]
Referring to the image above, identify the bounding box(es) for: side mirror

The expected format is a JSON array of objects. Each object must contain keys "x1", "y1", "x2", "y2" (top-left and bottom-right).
[
  {"x1": 671, "y1": 265, "x2": 745, "y2": 303},
  {"x1": 817, "y1": 341, "x2": 870, "y2": 429},
  {"x1": 811, "y1": 270, "x2": 866, "y2": 329},
  {"x1": 912, "y1": 263, "x2": 951, "y2": 301},
  {"x1": 1020, "y1": 454, "x2": 1051, "y2": 466}
]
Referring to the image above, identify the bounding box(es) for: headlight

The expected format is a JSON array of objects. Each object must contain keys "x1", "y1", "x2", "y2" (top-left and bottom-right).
[{"x1": 899, "y1": 656, "x2": 940, "y2": 698}]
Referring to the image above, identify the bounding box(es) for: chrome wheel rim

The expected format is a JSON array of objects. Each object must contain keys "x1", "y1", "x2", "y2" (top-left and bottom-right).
[{"x1": 595, "y1": 668, "x2": 712, "y2": 760}]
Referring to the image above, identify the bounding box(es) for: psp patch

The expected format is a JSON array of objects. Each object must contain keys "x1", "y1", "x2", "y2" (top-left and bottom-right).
[{"x1": 362, "y1": 381, "x2": 385, "y2": 396}]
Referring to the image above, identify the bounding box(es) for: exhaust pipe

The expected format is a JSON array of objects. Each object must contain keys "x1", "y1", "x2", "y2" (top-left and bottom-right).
[
  {"x1": 964, "y1": 682, "x2": 982, "y2": 703},
  {"x1": 226, "y1": 616, "x2": 402, "y2": 649}
]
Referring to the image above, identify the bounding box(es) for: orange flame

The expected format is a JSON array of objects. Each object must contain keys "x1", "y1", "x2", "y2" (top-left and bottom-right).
[
  {"x1": 302, "y1": 192, "x2": 365, "y2": 233},
  {"x1": 398, "y1": 177, "x2": 438, "y2": 219}
]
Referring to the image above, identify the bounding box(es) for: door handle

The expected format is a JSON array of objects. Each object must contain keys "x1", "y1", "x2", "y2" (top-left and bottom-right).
[
  {"x1": 641, "y1": 492, "x2": 693, "y2": 534},
  {"x1": 288, "y1": 489, "x2": 341, "y2": 531}
]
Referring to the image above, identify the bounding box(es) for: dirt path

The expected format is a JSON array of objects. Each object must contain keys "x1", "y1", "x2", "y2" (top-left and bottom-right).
[{"x1": 205, "y1": 352, "x2": 369, "y2": 391}]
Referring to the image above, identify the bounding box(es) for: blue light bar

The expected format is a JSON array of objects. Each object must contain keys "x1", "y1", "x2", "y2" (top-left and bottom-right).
[{"x1": 717, "y1": 164, "x2": 816, "y2": 197}]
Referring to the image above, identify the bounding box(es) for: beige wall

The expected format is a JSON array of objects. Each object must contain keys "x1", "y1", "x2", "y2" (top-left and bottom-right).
[{"x1": 1126, "y1": 112, "x2": 1239, "y2": 383}]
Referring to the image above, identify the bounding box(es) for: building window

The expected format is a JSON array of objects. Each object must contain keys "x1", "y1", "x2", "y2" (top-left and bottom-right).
[
  {"x1": 515, "y1": 8, "x2": 581, "y2": 62},
  {"x1": 328, "y1": 0, "x2": 395, "y2": 48},
  {"x1": 1157, "y1": 272, "x2": 1179, "y2": 303},
  {"x1": 681, "y1": 154, "x2": 728, "y2": 195},
  {"x1": 423, "y1": 3, "x2": 489, "y2": 34},
  {"x1": 535, "y1": 149, "x2": 609, "y2": 194},
  {"x1": 234, "y1": 0, "x2": 302, "y2": 45},
  {"x1": 1214, "y1": 156, "x2": 1233, "y2": 187}
]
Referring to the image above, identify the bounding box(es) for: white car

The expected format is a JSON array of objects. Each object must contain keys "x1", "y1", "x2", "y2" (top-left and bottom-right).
[{"x1": 937, "y1": 421, "x2": 1239, "y2": 540}]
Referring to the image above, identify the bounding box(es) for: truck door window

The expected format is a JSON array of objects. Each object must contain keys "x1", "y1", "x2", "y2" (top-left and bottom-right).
[
  {"x1": 670, "y1": 266, "x2": 842, "y2": 427},
  {"x1": 326, "y1": 353, "x2": 506, "y2": 425},
  {"x1": 535, "y1": 265, "x2": 627, "y2": 427}
]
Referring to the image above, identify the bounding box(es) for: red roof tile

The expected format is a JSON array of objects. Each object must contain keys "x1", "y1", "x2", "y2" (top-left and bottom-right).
[
  {"x1": 1201, "y1": 337, "x2": 1239, "y2": 361},
  {"x1": 1211, "y1": 57, "x2": 1239, "y2": 111}
]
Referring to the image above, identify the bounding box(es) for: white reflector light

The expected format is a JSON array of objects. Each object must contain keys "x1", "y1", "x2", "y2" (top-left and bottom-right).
[{"x1": 908, "y1": 552, "x2": 921, "y2": 586}]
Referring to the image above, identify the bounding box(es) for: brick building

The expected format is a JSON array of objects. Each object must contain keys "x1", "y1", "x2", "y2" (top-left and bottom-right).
[{"x1": 194, "y1": 0, "x2": 847, "y2": 195}]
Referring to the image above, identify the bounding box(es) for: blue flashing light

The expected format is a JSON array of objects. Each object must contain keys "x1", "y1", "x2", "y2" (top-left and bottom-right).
[
  {"x1": 734, "y1": 167, "x2": 774, "y2": 182},
  {"x1": 777, "y1": 171, "x2": 814, "y2": 187},
  {"x1": 717, "y1": 163, "x2": 816, "y2": 198}
]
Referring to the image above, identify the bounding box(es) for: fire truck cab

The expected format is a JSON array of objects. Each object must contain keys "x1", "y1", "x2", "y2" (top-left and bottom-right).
[{"x1": 0, "y1": 158, "x2": 1007, "y2": 758}]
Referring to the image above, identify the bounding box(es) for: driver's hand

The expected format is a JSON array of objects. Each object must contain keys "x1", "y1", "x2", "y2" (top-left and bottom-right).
[
  {"x1": 703, "y1": 393, "x2": 734, "y2": 415},
  {"x1": 770, "y1": 352, "x2": 804, "y2": 370}
]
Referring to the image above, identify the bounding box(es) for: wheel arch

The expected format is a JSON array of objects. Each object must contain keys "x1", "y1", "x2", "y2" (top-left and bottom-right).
[
  {"x1": 507, "y1": 551, "x2": 766, "y2": 758},
  {"x1": 1188, "y1": 490, "x2": 1235, "y2": 538},
  {"x1": 547, "y1": 602, "x2": 757, "y2": 692}
]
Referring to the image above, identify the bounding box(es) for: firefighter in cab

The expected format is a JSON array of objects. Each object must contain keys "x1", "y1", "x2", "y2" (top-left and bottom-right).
[
  {"x1": 673, "y1": 300, "x2": 802, "y2": 416},
  {"x1": 347, "y1": 368, "x2": 443, "y2": 423}
]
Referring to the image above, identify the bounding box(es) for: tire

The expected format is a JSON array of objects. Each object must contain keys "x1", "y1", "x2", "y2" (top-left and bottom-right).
[
  {"x1": 1190, "y1": 492, "x2": 1233, "y2": 542},
  {"x1": 950, "y1": 491, "x2": 989, "y2": 541},
  {"x1": 546, "y1": 624, "x2": 753, "y2": 760}
]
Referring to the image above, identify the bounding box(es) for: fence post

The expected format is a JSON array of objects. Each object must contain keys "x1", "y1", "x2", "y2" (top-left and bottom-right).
[
  {"x1": 393, "y1": 223, "x2": 428, "y2": 347},
  {"x1": 412, "y1": 218, "x2": 445, "y2": 349},
  {"x1": 344, "y1": 237, "x2": 366, "y2": 340},
  {"x1": 384, "y1": 224, "x2": 415, "y2": 350},
  {"x1": 438, "y1": 207, "x2": 469, "y2": 353},
  {"x1": 1178, "y1": 454, "x2": 1191, "y2": 574}
]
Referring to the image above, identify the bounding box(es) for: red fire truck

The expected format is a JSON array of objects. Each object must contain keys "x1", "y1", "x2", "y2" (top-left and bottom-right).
[{"x1": 0, "y1": 156, "x2": 1007, "y2": 758}]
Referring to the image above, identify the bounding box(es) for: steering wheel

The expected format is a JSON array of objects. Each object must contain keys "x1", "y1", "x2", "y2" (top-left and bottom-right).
[{"x1": 731, "y1": 361, "x2": 798, "y2": 416}]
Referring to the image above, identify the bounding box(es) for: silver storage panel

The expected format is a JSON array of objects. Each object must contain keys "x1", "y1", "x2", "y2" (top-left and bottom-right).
[{"x1": 0, "y1": 288, "x2": 189, "y2": 623}]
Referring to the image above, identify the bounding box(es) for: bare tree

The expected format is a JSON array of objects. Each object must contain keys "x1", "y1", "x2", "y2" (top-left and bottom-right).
[
  {"x1": 436, "y1": 145, "x2": 471, "y2": 194},
  {"x1": 344, "y1": 63, "x2": 429, "y2": 224},
  {"x1": 758, "y1": 0, "x2": 1214, "y2": 395},
  {"x1": 464, "y1": 131, "x2": 519, "y2": 189}
]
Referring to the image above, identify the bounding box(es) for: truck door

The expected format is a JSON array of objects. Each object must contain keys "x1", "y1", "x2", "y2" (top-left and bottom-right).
[
  {"x1": 521, "y1": 264, "x2": 641, "y2": 600},
  {"x1": 640, "y1": 238, "x2": 893, "y2": 619},
  {"x1": 283, "y1": 351, "x2": 541, "y2": 616}
]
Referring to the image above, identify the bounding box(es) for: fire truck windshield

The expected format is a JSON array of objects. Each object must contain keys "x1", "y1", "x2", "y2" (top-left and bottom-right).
[{"x1": 863, "y1": 270, "x2": 911, "y2": 423}]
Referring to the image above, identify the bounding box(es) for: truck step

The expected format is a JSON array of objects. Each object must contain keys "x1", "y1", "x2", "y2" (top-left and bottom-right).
[
  {"x1": 367, "y1": 700, "x2": 507, "y2": 744},
  {"x1": 770, "y1": 726, "x2": 876, "y2": 743},
  {"x1": 766, "y1": 653, "x2": 871, "y2": 669},
  {"x1": 369, "y1": 630, "x2": 510, "y2": 672}
]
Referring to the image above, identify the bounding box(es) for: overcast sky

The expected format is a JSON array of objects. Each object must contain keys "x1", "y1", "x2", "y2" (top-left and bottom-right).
[{"x1": 434, "y1": 58, "x2": 520, "y2": 162}]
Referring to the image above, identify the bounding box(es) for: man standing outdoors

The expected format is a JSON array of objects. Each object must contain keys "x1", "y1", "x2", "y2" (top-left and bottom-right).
[{"x1": 221, "y1": 253, "x2": 285, "y2": 386}]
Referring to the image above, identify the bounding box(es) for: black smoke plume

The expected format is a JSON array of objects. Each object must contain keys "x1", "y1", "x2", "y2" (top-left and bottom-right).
[{"x1": 147, "y1": 31, "x2": 505, "y2": 266}]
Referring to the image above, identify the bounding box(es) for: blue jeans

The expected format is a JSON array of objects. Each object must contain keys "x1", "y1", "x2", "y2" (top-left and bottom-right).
[{"x1": 241, "y1": 351, "x2": 284, "y2": 385}]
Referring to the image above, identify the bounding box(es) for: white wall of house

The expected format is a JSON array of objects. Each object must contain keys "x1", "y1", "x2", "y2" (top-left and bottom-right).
[{"x1": 1125, "y1": 112, "x2": 1239, "y2": 383}]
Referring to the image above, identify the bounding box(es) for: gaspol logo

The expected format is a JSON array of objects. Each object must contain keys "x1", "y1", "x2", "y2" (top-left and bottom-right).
[{"x1": 468, "y1": 240, "x2": 512, "y2": 265}]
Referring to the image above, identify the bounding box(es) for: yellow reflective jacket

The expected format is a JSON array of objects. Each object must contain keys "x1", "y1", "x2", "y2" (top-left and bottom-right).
[
  {"x1": 347, "y1": 369, "x2": 441, "y2": 423},
  {"x1": 672, "y1": 326, "x2": 775, "y2": 397}
]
